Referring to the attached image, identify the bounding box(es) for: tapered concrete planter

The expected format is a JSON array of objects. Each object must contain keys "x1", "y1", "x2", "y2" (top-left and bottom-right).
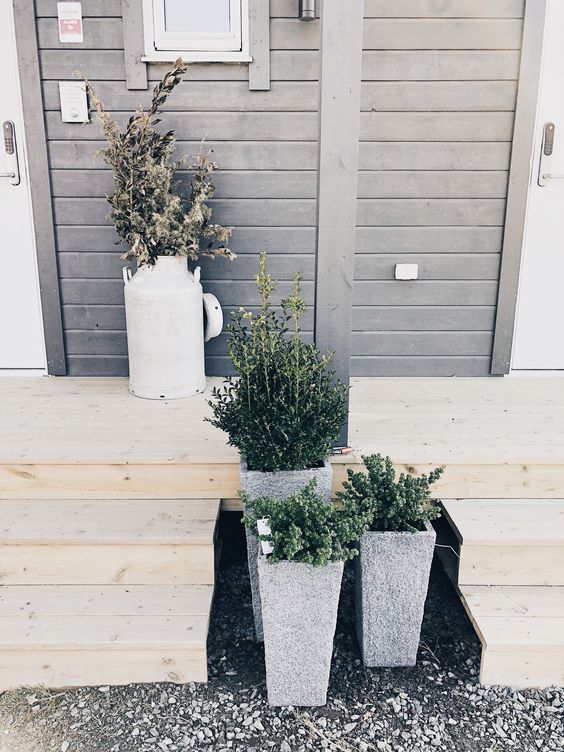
[
  {"x1": 258, "y1": 556, "x2": 343, "y2": 707},
  {"x1": 356, "y1": 521, "x2": 436, "y2": 667},
  {"x1": 240, "y1": 458, "x2": 332, "y2": 640}
]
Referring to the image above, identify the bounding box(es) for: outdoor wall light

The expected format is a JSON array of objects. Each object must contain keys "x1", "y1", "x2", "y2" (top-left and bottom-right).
[{"x1": 299, "y1": 0, "x2": 316, "y2": 21}]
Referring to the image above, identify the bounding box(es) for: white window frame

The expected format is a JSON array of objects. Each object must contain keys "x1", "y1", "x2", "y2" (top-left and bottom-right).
[{"x1": 142, "y1": 0, "x2": 251, "y2": 63}]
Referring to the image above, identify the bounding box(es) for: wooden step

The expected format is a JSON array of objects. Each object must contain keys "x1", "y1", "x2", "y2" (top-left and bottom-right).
[
  {"x1": 0, "y1": 499, "x2": 220, "y2": 585},
  {"x1": 441, "y1": 499, "x2": 564, "y2": 586},
  {"x1": 0, "y1": 584, "x2": 213, "y2": 689},
  {"x1": 460, "y1": 585, "x2": 564, "y2": 688}
]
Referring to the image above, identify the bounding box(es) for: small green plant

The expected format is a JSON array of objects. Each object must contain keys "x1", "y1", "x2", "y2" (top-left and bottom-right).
[
  {"x1": 337, "y1": 454, "x2": 444, "y2": 533},
  {"x1": 241, "y1": 481, "x2": 372, "y2": 566},
  {"x1": 81, "y1": 59, "x2": 235, "y2": 266},
  {"x1": 207, "y1": 253, "x2": 348, "y2": 472}
]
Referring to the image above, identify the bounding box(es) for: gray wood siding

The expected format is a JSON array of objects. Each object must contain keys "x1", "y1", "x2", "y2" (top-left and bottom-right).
[
  {"x1": 37, "y1": 0, "x2": 319, "y2": 376},
  {"x1": 352, "y1": 1, "x2": 524, "y2": 377},
  {"x1": 36, "y1": 0, "x2": 525, "y2": 378}
]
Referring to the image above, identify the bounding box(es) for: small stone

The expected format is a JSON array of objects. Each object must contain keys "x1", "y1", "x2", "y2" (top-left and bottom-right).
[
  {"x1": 97, "y1": 686, "x2": 110, "y2": 693},
  {"x1": 280, "y1": 742, "x2": 291, "y2": 752},
  {"x1": 61, "y1": 743, "x2": 69, "y2": 752}
]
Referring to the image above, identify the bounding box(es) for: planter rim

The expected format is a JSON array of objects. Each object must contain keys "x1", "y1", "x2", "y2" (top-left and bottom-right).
[
  {"x1": 258, "y1": 555, "x2": 344, "y2": 572},
  {"x1": 240, "y1": 456, "x2": 331, "y2": 475},
  {"x1": 361, "y1": 519, "x2": 436, "y2": 538}
]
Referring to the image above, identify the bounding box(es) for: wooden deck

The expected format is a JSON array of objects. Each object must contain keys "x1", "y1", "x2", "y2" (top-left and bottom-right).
[{"x1": 0, "y1": 376, "x2": 563, "y2": 501}]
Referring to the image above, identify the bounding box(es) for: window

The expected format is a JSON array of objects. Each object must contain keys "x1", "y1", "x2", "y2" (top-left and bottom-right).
[{"x1": 142, "y1": 0, "x2": 250, "y2": 62}]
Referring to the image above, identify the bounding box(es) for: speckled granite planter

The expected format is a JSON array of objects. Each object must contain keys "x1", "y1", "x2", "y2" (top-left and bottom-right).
[
  {"x1": 240, "y1": 458, "x2": 333, "y2": 641},
  {"x1": 258, "y1": 556, "x2": 343, "y2": 707},
  {"x1": 355, "y1": 521, "x2": 436, "y2": 667}
]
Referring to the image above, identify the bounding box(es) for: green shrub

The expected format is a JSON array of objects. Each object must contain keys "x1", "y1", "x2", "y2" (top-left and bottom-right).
[
  {"x1": 207, "y1": 254, "x2": 348, "y2": 472},
  {"x1": 337, "y1": 454, "x2": 444, "y2": 533},
  {"x1": 81, "y1": 59, "x2": 235, "y2": 266},
  {"x1": 241, "y1": 481, "x2": 372, "y2": 566}
]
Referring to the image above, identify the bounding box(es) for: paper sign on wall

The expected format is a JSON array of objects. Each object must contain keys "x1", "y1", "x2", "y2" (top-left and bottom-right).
[
  {"x1": 57, "y1": 2, "x2": 83, "y2": 43},
  {"x1": 59, "y1": 81, "x2": 89, "y2": 123}
]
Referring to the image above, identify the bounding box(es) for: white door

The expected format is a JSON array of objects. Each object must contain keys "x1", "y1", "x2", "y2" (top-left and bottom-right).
[
  {"x1": 0, "y1": 3, "x2": 46, "y2": 371},
  {"x1": 512, "y1": 0, "x2": 564, "y2": 371}
]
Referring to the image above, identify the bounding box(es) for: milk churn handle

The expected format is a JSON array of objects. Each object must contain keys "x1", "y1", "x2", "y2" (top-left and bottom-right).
[{"x1": 122, "y1": 267, "x2": 133, "y2": 285}]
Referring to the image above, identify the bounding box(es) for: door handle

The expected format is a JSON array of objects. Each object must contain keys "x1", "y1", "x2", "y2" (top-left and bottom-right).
[
  {"x1": 2, "y1": 121, "x2": 20, "y2": 186},
  {"x1": 540, "y1": 173, "x2": 564, "y2": 180}
]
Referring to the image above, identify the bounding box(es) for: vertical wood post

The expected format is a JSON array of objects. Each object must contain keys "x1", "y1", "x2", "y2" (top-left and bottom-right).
[
  {"x1": 491, "y1": 0, "x2": 547, "y2": 373},
  {"x1": 315, "y1": 0, "x2": 364, "y2": 444},
  {"x1": 13, "y1": 0, "x2": 66, "y2": 374}
]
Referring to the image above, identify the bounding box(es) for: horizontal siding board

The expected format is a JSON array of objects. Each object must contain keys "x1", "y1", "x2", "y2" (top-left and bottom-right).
[
  {"x1": 359, "y1": 142, "x2": 511, "y2": 171},
  {"x1": 66, "y1": 330, "x2": 128, "y2": 356},
  {"x1": 354, "y1": 254, "x2": 500, "y2": 281},
  {"x1": 358, "y1": 172, "x2": 508, "y2": 199},
  {"x1": 350, "y1": 331, "x2": 492, "y2": 357},
  {"x1": 42, "y1": 81, "x2": 319, "y2": 111},
  {"x1": 48, "y1": 141, "x2": 318, "y2": 170},
  {"x1": 270, "y1": 19, "x2": 320, "y2": 50},
  {"x1": 62, "y1": 305, "x2": 315, "y2": 331},
  {"x1": 37, "y1": 0, "x2": 297, "y2": 17},
  {"x1": 54, "y1": 198, "x2": 317, "y2": 227},
  {"x1": 350, "y1": 356, "x2": 492, "y2": 377},
  {"x1": 352, "y1": 306, "x2": 496, "y2": 331},
  {"x1": 67, "y1": 356, "x2": 129, "y2": 376},
  {"x1": 56, "y1": 226, "x2": 317, "y2": 254},
  {"x1": 356, "y1": 199, "x2": 506, "y2": 227},
  {"x1": 65, "y1": 329, "x2": 314, "y2": 357},
  {"x1": 46, "y1": 112, "x2": 319, "y2": 141},
  {"x1": 361, "y1": 50, "x2": 520, "y2": 81},
  {"x1": 60, "y1": 280, "x2": 315, "y2": 307},
  {"x1": 363, "y1": 1, "x2": 524, "y2": 17},
  {"x1": 353, "y1": 280, "x2": 498, "y2": 306},
  {"x1": 360, "y1": 112, "x2": 514, "y2": 142},
  {"x1": 355, "y1": 227, "x2": 504, "y2": 254},
  {"x1": 38, "y1": 18, "x2": 320, "y2": 51},
  {"x1": 362, "y1": 20, "x2": 523, "y2": 50},
  {"x1": 361, "y1": 82, "x2": 517, "y2": 112},
  {"x1": 38, "y1": 18, "x2": 124, "y2": 49},
  {"x1": 36, "y1": 1, "x2": 122, "y2": 15},
  {"x1": 58, "y1": 252, "x2": 314, "y2": 280},
  {"x1": 63, "y1": 305, "x2": 126, "y2": 330},
  {"x1": 40, "y1": 50, "x2": 319, "y2": 82},
  {"x1": 51, "y1": 169, "x2": 318, "y2": 199}
]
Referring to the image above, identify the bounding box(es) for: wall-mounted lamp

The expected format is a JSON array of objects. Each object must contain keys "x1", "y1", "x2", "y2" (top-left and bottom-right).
[{"x1": 299, "y1": 0, "x2": 316, "y2": 21}]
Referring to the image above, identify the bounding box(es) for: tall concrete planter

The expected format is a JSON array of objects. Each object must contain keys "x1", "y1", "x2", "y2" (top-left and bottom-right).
[
  {"x1": 258, "y1": 556, "x2": 343, "y2": 707},
  {"x1": 240, "y1": 458, "x2": 333, "y2": 640},
  {"x1": 355, "y1": 521, "x2": 436, "y2": 667}
]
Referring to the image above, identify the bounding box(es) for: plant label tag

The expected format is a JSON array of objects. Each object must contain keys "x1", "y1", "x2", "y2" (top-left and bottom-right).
[
  {"x1": 59, "y1": 81, "x2": 89, "y2": 123},
  {"x1": 57, "y1": 2, "x2": 84, "y2": 43},
  {"x1": 257, "y1": 518, "x2": 274, "y2": 555}
]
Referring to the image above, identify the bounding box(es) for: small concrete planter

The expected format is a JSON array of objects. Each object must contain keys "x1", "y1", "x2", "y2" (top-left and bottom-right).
[
  {"x1": 240, "y1": 458, "x2": 333, "y2": 640},
  {"x1": 258, "y1": 556, "x2": 343, "y2": 707},
  {"x1": 355, "y1": 521, "x2": 436, "y2": 667}
]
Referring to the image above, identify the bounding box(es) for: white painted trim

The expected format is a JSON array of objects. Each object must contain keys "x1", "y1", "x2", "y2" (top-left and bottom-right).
[
  {"x1": 0, "y1": 369, "x2": 47, "y2": 377},
  {"x1": 141, "y1": 52, "x2": 252, "y2": 63},
  {"x1": 509, "y1": 370, "x2": 564, "y2": 377},
  {"x1": 142, "y1": 0, "x2": 249, "y2": 60}
]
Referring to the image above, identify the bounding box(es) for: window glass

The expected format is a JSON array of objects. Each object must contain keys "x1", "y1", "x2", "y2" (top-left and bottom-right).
[{"x1": 164, "y1": 0, "x2": 231, "y2": 33}]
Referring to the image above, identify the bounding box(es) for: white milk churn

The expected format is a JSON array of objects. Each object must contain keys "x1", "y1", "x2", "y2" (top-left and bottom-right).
[{"x1": 122, "y1": 255, "x2": 223, "y2": 399}]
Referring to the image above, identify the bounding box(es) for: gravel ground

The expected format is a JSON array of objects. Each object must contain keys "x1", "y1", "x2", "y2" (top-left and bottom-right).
[{"x1": 1, "y1": 519, "x2": 562, "y2": 752}]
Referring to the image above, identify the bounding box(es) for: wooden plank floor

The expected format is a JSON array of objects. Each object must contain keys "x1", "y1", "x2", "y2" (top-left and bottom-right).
[{"x1": 0, "y1": 376, "x2": 563, "y2": 500}]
